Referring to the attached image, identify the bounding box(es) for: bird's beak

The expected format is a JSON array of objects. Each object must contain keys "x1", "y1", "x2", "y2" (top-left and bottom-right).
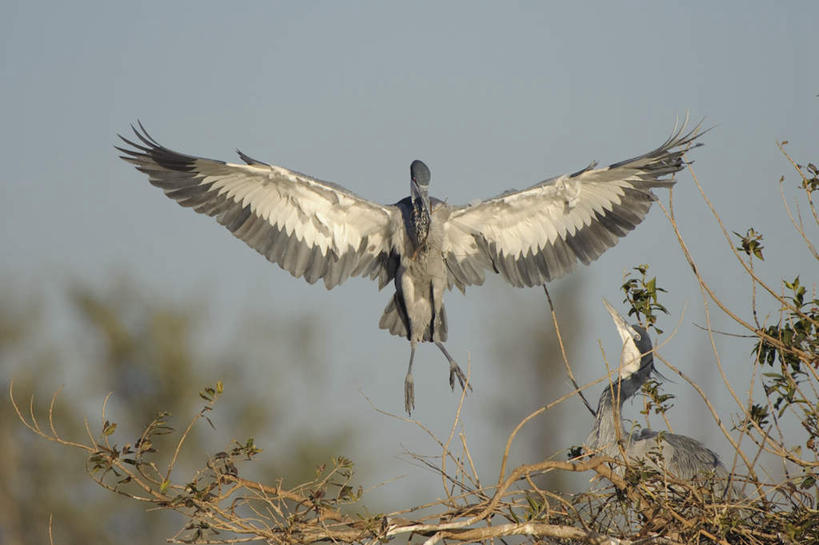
[
  {"x1": 602, "y1": 298, "x2": 642, "y2": 378},
  {"x1": 602, "y1": 298, "x2": 638, "y2": 342},
  {"x1": 411, "y1": 179, "x2": 430, "y2": 213}
]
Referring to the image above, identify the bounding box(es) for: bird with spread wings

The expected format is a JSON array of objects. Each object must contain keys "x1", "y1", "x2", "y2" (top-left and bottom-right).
[{"x1": 118, "y1": 122, "x2": 701, "y2": 413}]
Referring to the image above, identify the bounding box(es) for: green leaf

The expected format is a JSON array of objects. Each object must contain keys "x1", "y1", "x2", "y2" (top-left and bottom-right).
[{"x1": 102, "y1": 420, "x2": 117, "y2": 436}]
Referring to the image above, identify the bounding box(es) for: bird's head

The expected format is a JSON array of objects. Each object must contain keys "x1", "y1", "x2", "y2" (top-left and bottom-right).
[
  {"x1": 410, "y1": 160, "x2": 431, "y2": 214},
  {"x1": 602, "y1": 298, "x2": 655, "y2": 384}
]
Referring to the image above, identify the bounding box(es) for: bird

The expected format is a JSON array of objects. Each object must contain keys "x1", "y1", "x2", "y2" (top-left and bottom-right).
[
  {"x1": 585, "y1": 299, "x2": 735, "y2": 496},
  {"x1": 117, "y1": 122, "x2": 700, "y2": 414}
]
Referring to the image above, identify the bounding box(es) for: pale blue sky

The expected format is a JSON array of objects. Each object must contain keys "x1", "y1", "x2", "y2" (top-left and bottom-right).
[{"x1": 2, "y1": 1, "x2": 817, "y2": 505}]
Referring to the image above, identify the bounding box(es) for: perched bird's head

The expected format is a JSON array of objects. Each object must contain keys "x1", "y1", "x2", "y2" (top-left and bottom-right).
[{"x1": 602, "y1": 298, "x2": 655, "y2": 383}]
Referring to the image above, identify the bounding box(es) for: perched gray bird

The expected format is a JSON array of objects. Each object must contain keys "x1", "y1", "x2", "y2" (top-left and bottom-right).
[
  {"x1": 586, "y1": 299, "x2": 735, "y2": 495},
  {"x1": 118, "y1": 123, "x2": 700, "y2": 413}
]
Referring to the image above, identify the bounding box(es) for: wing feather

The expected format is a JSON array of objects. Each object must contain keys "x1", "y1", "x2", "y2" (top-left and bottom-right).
[
  {"x1": 443, "y1": 123, "x2": 702, "y2": 288},
  {"x1": 118, "y1": 123, "x2": 400, "y2": 289}
]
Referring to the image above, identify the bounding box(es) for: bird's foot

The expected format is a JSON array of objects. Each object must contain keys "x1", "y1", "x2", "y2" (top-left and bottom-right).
[
  {"x1": 404, "y1": 373, "x2": 415, "y2": 415},
  {"x1": 449, "y1": 360, "x2": 472, "y2": 393}
]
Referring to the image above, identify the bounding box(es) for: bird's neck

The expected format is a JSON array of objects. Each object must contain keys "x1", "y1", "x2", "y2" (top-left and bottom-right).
[
  {"x1": 588, "y1": 395, "x2": 620, "y2": 456},
  {"x1": 587, "y1": 375, "x2": 642, "y2": 455},
  {"x1": 411, "y1": 202, "x2": 430, "y2": 248}
]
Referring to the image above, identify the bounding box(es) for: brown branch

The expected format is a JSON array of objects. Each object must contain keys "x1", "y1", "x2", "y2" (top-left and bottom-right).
[{"x1": 431, "y1": 521, "x2": 659, "y2": 545}]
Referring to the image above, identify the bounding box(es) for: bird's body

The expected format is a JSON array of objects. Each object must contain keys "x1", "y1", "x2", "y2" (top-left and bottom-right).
[
  {"x1": 589, "y1": 374, "x2": 726, "y2": 482},
  {"x1": 381, "y1": 195, "x2": 450, "y2": 344},
  {"x1": 587, "y1": 300, "x2": 734, "y2": 495},
  {"x1": 118, "y1": 123, "x2": 700, "y2": 413}
]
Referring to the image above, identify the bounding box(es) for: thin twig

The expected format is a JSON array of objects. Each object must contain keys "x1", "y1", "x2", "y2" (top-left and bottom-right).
[{"x1": 543, "y1": 284, "x2": 596, "y2": 416}]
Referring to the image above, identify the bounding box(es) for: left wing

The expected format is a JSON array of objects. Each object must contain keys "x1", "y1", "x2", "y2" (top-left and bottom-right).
[
  {"x1": 442, "y1": 123, "x2": 701, "y2": 290},
  {"x1": 117, "y1": 123, "x2": 401, "y2": 289}
]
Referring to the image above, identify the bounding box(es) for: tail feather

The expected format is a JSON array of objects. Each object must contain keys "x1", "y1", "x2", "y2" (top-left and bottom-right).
[
  {"x1": 378, "y1": 292, "x2": 449, "y2": 343},
  {"x1": 379, "y1": 293, "x2": 409, "y2": 339},
  {"x1": 428, "y1": 303, "x2": 447, "y2": 342}
]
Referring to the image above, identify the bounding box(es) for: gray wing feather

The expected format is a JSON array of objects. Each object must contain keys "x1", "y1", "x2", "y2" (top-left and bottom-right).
[
  {"x1": 627, "y1": 430, "x2": 739, "y2": 499},
  {"x1": 443, "y1": 123, "x2": 702, "y2": 289},
  {"x1": 118, "y1": 123, "x2": 400, "y2": 290}
]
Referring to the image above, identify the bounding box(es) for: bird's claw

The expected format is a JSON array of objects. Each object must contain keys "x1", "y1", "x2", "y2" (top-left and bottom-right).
[
  {"x1": 449, "y1": 361, "x2": 472, "y2": 393},
  {"x1": 404, "y1": 373, "x2": 415, "y2": 415}
]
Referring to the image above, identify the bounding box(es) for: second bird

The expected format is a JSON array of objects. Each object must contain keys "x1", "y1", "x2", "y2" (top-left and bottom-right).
[{"x1": 118, "y1": 123, "x2": 701, "y2": 413}]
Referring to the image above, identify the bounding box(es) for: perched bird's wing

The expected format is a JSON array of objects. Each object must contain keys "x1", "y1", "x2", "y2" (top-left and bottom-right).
[
  {"x1": 118, "y1": 123, "x2": 400, "y2": 289},
  {"x1": 442, "y1": 124, "x2": 701, "y2": 291},
  {"x1": 630, "y1": 431, "x2": 727, "y2": 479}
]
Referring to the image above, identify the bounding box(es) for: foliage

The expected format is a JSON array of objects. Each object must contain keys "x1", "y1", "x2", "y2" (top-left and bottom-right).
[{"x1": 621, "y1": 264, "x2": 669, "y2": 334}]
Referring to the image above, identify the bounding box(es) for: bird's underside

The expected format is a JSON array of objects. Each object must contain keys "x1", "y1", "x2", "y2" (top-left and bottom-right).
[{"x1": 118, "y1": 121, "x2": 702, "y2": 413}]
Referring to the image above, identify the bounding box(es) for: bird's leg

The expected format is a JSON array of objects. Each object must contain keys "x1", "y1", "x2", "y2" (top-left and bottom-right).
[
  {"x1": 435, "y1": 342, "x2": 472, "y2": 393},
  {"x1": 404, "y1": 341, "x2": 416, "y2": 415}
]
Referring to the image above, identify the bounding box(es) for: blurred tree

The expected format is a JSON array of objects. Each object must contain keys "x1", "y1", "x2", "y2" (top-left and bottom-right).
[
  {"x1": 486, "y1": 276, "x2": 583, "y2": 492},
  {"x1": 0, "y1": 279, "x2": 357, "y2": 544}
]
